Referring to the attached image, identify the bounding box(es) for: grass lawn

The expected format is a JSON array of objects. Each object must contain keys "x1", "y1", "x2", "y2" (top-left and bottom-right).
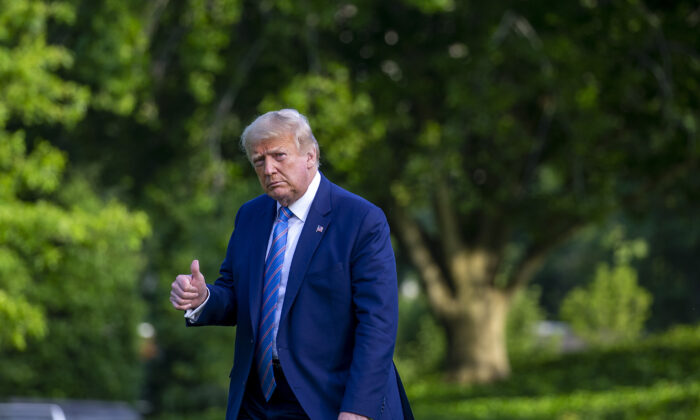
[{"x1": 407, "y1": 325, "x2": 700, "y2": 419}]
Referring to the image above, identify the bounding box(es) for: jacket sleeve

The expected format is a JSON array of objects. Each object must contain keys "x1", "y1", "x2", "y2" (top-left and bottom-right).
[{"x1": 340, "y1": 206, "x2": 399, "y2": 418}]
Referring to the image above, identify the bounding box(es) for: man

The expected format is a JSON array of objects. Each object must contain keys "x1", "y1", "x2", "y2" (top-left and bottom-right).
[{"x1": 170, "y1": 109, "x2": 411, "y2": 419}]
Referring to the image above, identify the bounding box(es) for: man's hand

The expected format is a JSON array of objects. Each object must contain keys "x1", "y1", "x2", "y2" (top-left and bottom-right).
[
  {"x1": 170, "y1": 259, "x2": 208, "y2": 311},
  {"x1": 338, "y1": 412, "x2": 369, "y2": 420}
]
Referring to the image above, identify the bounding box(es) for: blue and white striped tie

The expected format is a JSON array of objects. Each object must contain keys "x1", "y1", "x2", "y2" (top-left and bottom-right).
[{"x1": 256, "y1": 206, "x2": 291, "y2": 401}]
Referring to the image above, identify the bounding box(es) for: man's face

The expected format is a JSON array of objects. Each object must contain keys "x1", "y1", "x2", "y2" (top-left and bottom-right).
[{"x1": 250, "y1": 134, "x2": 316, "y2": 207}]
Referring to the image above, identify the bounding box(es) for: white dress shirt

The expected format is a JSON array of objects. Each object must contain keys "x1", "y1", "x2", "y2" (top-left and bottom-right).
[{"x1": 186, "y1": 171, "x2": 322, "y2": 359}]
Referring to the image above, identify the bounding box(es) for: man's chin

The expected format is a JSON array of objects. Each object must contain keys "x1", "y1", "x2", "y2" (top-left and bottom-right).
[{"x1": 266, "y1": 189, "x2": 293, "y2": 206}]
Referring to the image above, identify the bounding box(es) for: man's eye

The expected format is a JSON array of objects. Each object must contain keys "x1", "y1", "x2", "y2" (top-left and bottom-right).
[
  {"x1": 253, "y1": 159, "x2": 264, "y2": 167},
  {"x1": 275, "y1": 153, "x2": 286, "y2": 160}
]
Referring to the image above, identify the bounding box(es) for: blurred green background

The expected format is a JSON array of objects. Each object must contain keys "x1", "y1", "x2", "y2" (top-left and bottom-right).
[{"x1": 1, "y1": 0, "x2": 699, "y2": 419}]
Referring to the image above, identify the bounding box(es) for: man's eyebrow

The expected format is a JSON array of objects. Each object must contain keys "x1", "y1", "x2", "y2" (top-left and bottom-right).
[
  {"x1": 253, "y1": 147, "x2": 286, "y2": 157},
  {"x1": 252, "y1": 148, "x2": 285, "y2": 162}
]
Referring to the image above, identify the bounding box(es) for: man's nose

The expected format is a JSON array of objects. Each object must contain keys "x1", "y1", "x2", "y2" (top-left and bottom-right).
[{"x1": 263, "y1": 156, "x2": 277, "y2": 175}]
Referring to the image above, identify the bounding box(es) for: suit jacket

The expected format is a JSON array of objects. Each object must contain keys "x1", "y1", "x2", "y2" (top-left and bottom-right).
[{"x1": 189, "y1": 174, "x2": 409, "y2": 419}]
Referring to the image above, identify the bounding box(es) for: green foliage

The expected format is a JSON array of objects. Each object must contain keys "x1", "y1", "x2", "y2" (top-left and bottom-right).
[
  {"x1": 1, "y1": 0, "x2": 697, "y2": 412},
  {"x1": 413, "y1": 381, "x2": 700, "y2": 420},
  {"x1": 148, "y1": 407, "x2": 227, "y2": 420},
  {"x1": 0, "y1": 131, "x2": 65, "y2": 200},
  {"x1": 259, "y1": 66, "x2": 386, "y2": 176},
  {"x1": 399, "y1": 0, "x2": 455, "y2": 14},
  {"x1": 180, "y1": 0, "x2": 241, "y2": 105},
  {"x1": 0, "y1": 138, "x2": 150, "y2": 400},
  {"x1": 506, "y1": 285, "x2": 555, "y2": 361},
  {"x1": 630, "y1": 207, "x2": 700, "y2": 330},
  {"x1": 65, "y1": 0, "x2": 150, "y2": 115},
  {"x1": 395, "y1": 293, "x2": 447, "y2": 383},
  {"x1": 0, "y1": 284, "x2": 45, "y2": 351},
  {"x1": 533, "y1": 213, "x2": 698, "y2": 332},
  {"x1": 560, "y1": 263, "x2": 652, "y2": 346},
  {"x1": 0, "y1": 1, "x2": 150, "y2": 397},
  {"x1": 0, "y1": 0, "x2": 87, "y2": 353},
  {"x1": 409, "y1": 324, "x2": 700, "y2": 419},
  {"x1": 140, "y1": 174, "x2": 255, "y2": 416},
  {"x1": 0, "y1": 0, "x2": 89, "y2": 127},
  {"x1": 0, "y1": 133, "x2": 67, "y2": 350}
]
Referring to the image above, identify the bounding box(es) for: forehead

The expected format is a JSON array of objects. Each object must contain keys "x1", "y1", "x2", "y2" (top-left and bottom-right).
[{"x1": 250, "y1": 134, "x2": 298, "y2": 155}]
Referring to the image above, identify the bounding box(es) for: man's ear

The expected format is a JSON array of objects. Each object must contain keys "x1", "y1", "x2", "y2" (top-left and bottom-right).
[{"x1": 306, "y1": 150, "x2": 316, "y2": 168}]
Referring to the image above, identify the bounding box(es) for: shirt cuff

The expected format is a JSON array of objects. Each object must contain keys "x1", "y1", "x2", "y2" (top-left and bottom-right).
[{"x1": 184, "y1": 288, "x2": 210, "y2": 323}]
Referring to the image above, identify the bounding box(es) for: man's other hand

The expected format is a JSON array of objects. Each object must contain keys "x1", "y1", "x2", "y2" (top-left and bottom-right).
[
  {"x1": 170, "y1": 259, "x2": 208, "y2": 310},
  {"x1": 338, "y1": 412, "x2": 369, "y2": 420}
]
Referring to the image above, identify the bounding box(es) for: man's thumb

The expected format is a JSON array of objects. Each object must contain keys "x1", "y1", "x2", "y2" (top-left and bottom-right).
[{"x1": 190, "y1": 259, "x2": 203, "y2": 283}]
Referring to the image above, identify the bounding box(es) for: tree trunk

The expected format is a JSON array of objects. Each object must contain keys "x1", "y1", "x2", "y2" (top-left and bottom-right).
[
  {"x1": 441, "y1": 288, "x2": 511, "y2": 383},
  {"x1": 392, "y1": 169, "x2": 580, "y2": 383},
  {"x1": 394, "y1": 207, "x2": 516, "y2": 384}
]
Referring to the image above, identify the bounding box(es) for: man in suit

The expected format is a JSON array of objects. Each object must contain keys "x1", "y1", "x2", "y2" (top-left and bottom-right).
[{"x1": 169, "y1": 109, "x2": 411, "y2": 419}]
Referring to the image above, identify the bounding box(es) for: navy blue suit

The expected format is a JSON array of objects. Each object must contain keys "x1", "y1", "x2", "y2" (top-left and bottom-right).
[{"x1": 189, "y1": 174, "x2": 407, "y2": 419}]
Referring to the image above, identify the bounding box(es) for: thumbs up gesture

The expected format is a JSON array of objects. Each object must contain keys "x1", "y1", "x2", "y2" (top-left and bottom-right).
[{"x1": 170, "y1": 259, "x2": 209, "y2": 311}]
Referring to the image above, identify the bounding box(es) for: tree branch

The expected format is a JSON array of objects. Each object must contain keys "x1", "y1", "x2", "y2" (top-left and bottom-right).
[
  {"x1": 144, "y1": 0, "x2": 171, "y2": 40},
  {"x1": 393, "y1": 206, "x2": 461, "y2": 317},
  {"x1": 434, "y1": 176, "x2": 464, "y2": 263},
  {"x1": 518, "y1": 94, "x2": 557, "y2": 196},
  {"x1": 205, "y1": 39, "x2": 266, "y2": 189},
  {"x1": 505, "y1": 222, "x2": 582, "y2": 296},
  {"x1": 622, "y1": 157, "x2": 696, "y2": 210}
]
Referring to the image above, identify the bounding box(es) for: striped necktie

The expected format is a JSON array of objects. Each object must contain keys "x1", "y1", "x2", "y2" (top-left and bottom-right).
[{"x1": 257, "y1": 206, "x2": 291, "y2": 401}]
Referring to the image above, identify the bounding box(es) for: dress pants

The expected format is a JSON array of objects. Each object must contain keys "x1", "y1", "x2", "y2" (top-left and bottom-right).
[{"x1": 238, "y1": 359, "x2": 309, "y2": 420}]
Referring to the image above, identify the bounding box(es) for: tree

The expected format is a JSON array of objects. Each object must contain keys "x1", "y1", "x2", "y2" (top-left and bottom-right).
[
  {"x1": 0, "y1": 0, "x2": 88, "y2": 351},
  {"x1": 0, "y1": 0, "x2": 150, "y2": 400},
  {"x1": 10, "y1": 0, "x2": 697, "y2": 400},
  {"x1": 0, "y1": 136, "x2": 151, "y2": 399},
  {"x1": 260, "y1": 0, "x2": 700, "y2": 382}
]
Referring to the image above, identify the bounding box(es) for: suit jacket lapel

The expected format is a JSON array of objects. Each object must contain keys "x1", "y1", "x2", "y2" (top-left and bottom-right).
[
  {"x1": 248, "y1": 197, "x2": 277, "y2": 339},
  {"x1": 279, "y1": 175, "x2": 332, "y2": 324}
]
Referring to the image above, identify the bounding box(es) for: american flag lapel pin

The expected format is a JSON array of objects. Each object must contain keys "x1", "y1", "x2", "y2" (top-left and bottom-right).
[{"x1": 316, "y1": 225, "x2": 324, "y2": 233}]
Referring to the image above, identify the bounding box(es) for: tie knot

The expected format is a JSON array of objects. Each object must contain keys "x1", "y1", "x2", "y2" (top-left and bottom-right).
[{"x1": 278, "y1": 207, "x2": 291, "y2": 223}]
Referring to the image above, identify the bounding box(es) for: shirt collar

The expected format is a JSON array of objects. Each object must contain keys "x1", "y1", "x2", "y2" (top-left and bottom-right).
[{"x1": 277, "y1": 170, "x2": 321, "y2": 223}]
